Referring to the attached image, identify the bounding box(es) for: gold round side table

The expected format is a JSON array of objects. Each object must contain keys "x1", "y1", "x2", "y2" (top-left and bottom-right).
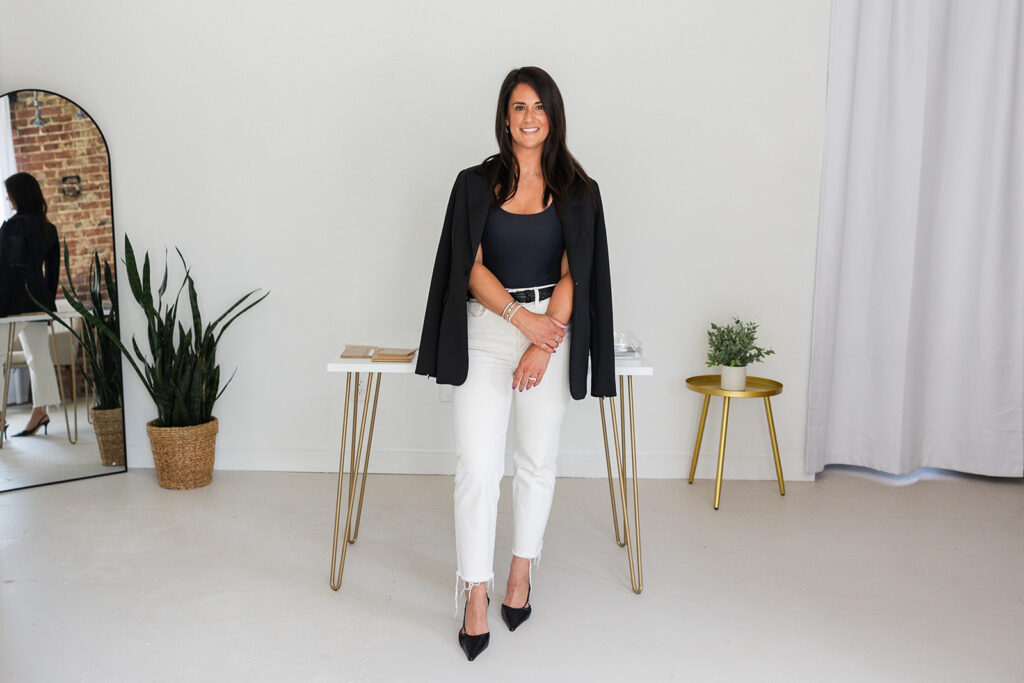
[{"x1": 684, "y1": 375, "x2": 785, "y2": 509}]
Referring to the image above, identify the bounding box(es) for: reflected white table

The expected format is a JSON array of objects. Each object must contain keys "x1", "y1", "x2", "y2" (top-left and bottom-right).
[
  {"x1": 326, "y1": 352, "x2": 653, "y2": 594},
  {"x1": 1, "y1": 311, "x2": 83, "y2": 448}
]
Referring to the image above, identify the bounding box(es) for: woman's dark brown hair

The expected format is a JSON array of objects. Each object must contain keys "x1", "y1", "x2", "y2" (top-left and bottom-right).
[
  {"x1": 485, "y1": 66, "x2": 594, "y2": 211},
  {"x1": 4, "y1": 172, "x2": 48, "y2": 218}
]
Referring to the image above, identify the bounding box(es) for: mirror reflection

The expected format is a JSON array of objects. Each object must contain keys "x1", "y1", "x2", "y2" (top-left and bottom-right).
[{"x1": 1, "y1": 89, "x2": 125, "y2": 492}]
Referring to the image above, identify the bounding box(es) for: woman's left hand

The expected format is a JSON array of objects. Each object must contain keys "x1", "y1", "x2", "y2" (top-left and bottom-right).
[{"x1": 513, "y1": 345, "x2": 552, "y2": 392}]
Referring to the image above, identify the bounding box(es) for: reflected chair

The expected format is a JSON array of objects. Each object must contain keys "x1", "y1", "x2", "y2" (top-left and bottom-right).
[{"x1": 7, "y1": 321, "x2": 82, "y2": 443}]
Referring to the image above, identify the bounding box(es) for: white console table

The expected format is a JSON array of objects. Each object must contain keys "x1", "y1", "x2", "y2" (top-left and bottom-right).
[{"x1": 326, "y1": 352, "x2": 653, "y2": 594}]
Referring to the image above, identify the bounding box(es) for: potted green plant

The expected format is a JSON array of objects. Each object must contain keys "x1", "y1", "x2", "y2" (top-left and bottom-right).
[
  {"x1": 34, "y1": 243, "x2": 125, "y2": 466},
  {"x1": 705, "y1": 317, "x2": 774, "y2": 390},
  {"x1": 79, "y1": 235, "x2": 268, "y2": 489}
]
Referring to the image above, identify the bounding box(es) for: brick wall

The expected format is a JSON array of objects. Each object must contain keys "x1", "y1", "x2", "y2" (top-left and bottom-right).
[{"x1": 8, "y1": 90, "x2": 115, "y2": 300}]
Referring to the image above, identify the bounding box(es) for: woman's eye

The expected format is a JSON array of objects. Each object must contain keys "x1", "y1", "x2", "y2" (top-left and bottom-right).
[{"x1": 537, "y1": 105, "x2": 545, "y2": 110}]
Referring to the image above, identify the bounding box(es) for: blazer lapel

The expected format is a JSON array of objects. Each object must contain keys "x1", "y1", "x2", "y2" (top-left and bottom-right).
[
  {"x1": 559, "y1": 197, "x2": 584, "y2": 273},
  {"x1": 467, "y1": 173, "x2": 490, "y2": 257}
]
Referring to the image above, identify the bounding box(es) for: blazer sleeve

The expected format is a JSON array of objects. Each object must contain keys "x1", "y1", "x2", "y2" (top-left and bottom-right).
[
  {"x1": 589, "y1": 182, "x2": 616, "y2": 397},
  {"x1": 44, "y1": 224, "x2": 60, "y2": 298},
  {"x1": 0, "y1": 224, "x2": 11, "y2": 315},
  {"x1": 415, "y1": 171, "x2": 463, "y2": 378}
]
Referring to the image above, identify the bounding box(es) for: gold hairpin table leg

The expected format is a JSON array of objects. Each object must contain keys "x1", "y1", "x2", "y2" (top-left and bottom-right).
[
  {"x1": 764, "y1": 397, "x2": 785, "y2": 496},
  {"x1": 48, "y1": 321, "x2": 78, "y2": 445},
  {"x1": 599, "y1": 397, "x2": 625, "y2": 547},
  {"x1": 349, "y1": 373, "x2": 381, "y2": 543},
  {"x1": 688, "y1": 394, "x2": 711, "y2": 484},
  {"x1": 0, "y1": 323, "x2": 15, "y2": 448},
  {"x1": 713, "y1": 397, "x2": 731, "y2": 510},
  {"x1": 330, "y1": 371, "x2": 382, "y2": 590},
  {"x1": 607, "y1": 376, "x2": 643, "y2": 594}
]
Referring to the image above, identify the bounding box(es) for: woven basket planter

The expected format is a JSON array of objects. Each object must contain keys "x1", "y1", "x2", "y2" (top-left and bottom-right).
[
  {"x1": 145, "y1": 418, "x2": 219, "y2": 490},
  {"x1": 90, "y1": 407, "x2": 125, "y2": 467}
]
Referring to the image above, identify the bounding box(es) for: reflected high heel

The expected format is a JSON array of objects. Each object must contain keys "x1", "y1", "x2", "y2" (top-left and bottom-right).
[
  {"x1": 458, "y1": 593, "x2": 490, "y2": 661},
  {"x1": 14, "y1": 415, "x2": 49, "y2": 437},
  {"x1": 501, "y1": 584, "x2": 532, "y2": 632}
]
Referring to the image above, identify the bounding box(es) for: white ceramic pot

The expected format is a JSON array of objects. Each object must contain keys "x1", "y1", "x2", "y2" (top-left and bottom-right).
[{"x1": 720, "y1": 365, "x2": 747, "y2": 391}]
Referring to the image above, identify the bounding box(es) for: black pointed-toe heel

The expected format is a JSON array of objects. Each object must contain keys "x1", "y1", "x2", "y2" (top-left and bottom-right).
[
  {"x1": 501, "y1": 584, "x2": 532, "y2": 632},
  {"x1": 458, "y1": 594, "x2": 490, "y2": 661},
  {"x1": 14, "y1": 415, "x2": 49, "y2": 437}
]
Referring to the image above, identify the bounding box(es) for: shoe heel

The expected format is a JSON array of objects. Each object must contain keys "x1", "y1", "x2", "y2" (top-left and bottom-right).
[
  {"x1": 458, "y1": 591, "x2": 490, "y2": 661},
  {"x1": 501, "y1": 584, "x2": 532, "y2": 632}
]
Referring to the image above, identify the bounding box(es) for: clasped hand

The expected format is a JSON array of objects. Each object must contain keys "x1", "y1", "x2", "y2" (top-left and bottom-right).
[
  {"x1": 513, "y1": 344, "x2": 552, "y2": 392},
  {"x1": 513, "y1": 310, "x2": 566, "y2": 354}
]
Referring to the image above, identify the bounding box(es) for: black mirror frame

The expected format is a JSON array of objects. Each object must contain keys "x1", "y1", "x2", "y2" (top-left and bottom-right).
[{"x1": 1, "y1": 88, "x2": 126, "y2": 493}]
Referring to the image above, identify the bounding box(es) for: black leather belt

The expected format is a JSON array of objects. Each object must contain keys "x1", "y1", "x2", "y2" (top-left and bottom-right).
[{"x1": 507, "y1": 285, "x2": 556, "y2": 303}]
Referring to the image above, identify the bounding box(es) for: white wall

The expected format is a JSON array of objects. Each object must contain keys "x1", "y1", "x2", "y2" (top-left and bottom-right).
[{"x1": 0, "y1": 0, "x2": 830, "y2": 481}]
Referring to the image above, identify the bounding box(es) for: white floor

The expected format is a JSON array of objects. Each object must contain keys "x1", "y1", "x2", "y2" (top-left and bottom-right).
[
  {"x1": 1, "y1": 402, "x2": 114, "y2": 491},
  {"x1": 1, "y1": 467, "x2": 1021, "y2": 682}
]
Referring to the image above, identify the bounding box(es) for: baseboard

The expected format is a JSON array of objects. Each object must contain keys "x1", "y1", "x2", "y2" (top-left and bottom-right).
[{"x1": 125, "y1": 442, "x2": 813, "y2": 481}]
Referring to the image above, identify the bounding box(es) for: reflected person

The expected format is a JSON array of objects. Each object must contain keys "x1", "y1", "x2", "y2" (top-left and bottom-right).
[{"x1": 0, "y1": 172, "x2": 61, "y2": 436}]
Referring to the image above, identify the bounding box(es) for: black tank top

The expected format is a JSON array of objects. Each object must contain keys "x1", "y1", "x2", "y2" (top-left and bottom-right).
[{"x1": 481, "y1": 203, "x2": 563, "y2": 288}]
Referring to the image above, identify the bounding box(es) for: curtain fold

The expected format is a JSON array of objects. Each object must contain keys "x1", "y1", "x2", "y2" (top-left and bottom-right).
[
  {"x1": 1, "y1": 95, "x2": 17, "y2": 221},
  {"x1": 807, "y1": 0, "x2": 1024, "y2": 476}
]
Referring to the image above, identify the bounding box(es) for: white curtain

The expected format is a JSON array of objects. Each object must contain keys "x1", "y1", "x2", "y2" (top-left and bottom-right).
[
  {"x1": 1, "y1": 95, "x2": 17, "y2": 221},
  {"x1": 807, "y1": 0, "x2": 1024, "y2": 477},
  {"x1": 0, "y1": 94, "x2": 17, "y2": 219}
]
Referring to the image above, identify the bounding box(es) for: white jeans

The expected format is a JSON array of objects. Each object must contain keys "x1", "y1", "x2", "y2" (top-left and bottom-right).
[
  {"x1": 0, "y1": 322, "x2": 61, "y2": 408},
  {"x1": 452, "y1": 292, "x2": 571, "y2": 597}
]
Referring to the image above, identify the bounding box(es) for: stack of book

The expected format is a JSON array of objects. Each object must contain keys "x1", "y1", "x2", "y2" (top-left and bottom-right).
[{"x1": 340, "y1": 345, "x2": 417, "y2": 363}]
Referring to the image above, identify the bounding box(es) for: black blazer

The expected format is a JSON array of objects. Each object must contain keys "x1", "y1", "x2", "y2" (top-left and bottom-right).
[
  {"x1": 416, "y1": 162, "x2": 616, "y2": 400},
  {"x1": 0, "y1": 213, "x2": 59, "y2": 317}
]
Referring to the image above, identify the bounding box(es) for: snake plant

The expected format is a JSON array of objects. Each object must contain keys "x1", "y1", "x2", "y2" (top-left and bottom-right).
[
  {"x1": 33, "y1": 242, "x2": 123, "y2": 410},
  {"x1": 70, "y1": 235, "x2": 268, "y2": 427}
]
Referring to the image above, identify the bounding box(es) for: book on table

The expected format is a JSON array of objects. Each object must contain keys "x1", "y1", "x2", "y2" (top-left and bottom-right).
[
  {"x1": 340, "y1": 345, "x2": 375, "y2": 359},
  {"x1": 339, "y1": 345, "x2": 417, "y2": 362},
  {"x1": 371, "y1": 347, "x2": 416, "y2": 363}
]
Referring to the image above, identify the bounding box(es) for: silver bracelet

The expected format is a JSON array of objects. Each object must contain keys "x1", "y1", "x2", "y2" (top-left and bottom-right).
[
  {"x1": 501, "y1": 300, "x2": 517, "y2": 320},
  {"x1": 508, "y1": 302, "x2": 523, "y2": 323}
]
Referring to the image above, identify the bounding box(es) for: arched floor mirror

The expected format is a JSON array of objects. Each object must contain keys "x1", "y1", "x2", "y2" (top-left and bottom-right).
[{"x1": 1, "y1": 89, "x2": 125, "y2": 492}]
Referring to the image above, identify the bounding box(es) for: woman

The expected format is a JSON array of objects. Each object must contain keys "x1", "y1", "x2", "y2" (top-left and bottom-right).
[
  {"x1": 416, "y1": 66, "x2": 615, "y2": 661},
  {"x1": 0, "y1": 172, "x2": 61, "y2": 436}
]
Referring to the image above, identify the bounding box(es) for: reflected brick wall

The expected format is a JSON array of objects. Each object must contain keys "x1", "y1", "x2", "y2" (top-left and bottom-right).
[{"x1": 8, "y1": 91, "x2": 115, "y2": 300}]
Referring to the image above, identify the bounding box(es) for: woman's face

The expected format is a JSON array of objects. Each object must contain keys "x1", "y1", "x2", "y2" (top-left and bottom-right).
[
  {"x1": 5, "y1": 194, "x2": 13, "y2": 211},
  {"x1": 505, "y1": 82, "x2": 549, "y2": 154}
]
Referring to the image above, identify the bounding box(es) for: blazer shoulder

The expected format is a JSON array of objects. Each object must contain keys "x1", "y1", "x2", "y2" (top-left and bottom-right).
[
  {"x1": 1, "y1": 213, "x2": 54, "y2": 232},
  {"x1": 583, "y1": 175, "x2": 600, "y2": 198},
  {"x1": 456, "y1": 161, "x2": 492, "y2": 180},
  {"x1": 565, "y1": 174, "x2": 600, "y2": 212},
  {"x1": 448, "y1": 163, "x2": 489, "y2": 190},
  {"x1": 1, "y1": 214, "x2": 29, "y2": 230}
]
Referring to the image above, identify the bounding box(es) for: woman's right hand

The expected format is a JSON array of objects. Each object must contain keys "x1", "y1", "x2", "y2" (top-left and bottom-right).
[{"x1": 511, "y1": 309, "x2": 566, "y2": 353}]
